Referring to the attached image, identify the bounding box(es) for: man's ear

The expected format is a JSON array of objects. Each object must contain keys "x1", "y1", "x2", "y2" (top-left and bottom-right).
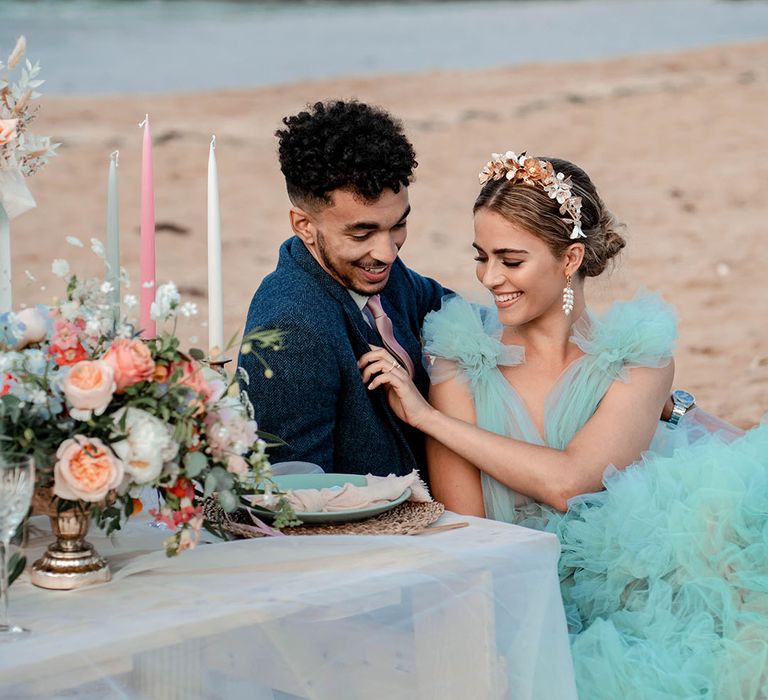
[{"x1": 289, "y1": 206, "x2": 316, "y2": 245}]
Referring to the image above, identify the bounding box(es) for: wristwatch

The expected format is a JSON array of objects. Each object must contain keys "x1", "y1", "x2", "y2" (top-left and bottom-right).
[{"x1": 666, "y1": 390, "x2": 696, "y2": 429}]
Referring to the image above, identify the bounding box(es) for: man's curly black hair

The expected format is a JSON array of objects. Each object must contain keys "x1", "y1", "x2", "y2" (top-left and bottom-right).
[{"x1": 276, "y1": 100, "x2": 417, "y2": 206}]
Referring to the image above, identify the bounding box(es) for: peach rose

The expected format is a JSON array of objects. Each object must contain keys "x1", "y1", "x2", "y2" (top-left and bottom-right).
[
  {"x1": 102, "y1": 338, "x2": 155, "y2": 393},
  {"x1": 62, "y1": 360, "x2": 116, "y2": 421},
  {"x1": 53, "y1": 436, "x2": 124, "y2": 503},
  {"x1": 173, "y1": 359, "x2": 210, "y2": 398},
  {"x1": 0, "y1": 119, "x2": 18, "y2": 146},
  {"x1": 15, "y1": 307, "x2": 49, "y2": 349}
]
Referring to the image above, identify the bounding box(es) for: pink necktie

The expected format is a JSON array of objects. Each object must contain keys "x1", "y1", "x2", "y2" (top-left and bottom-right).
[{"x1": 365, "y1": 295, "x2": 416, "y2": 378}]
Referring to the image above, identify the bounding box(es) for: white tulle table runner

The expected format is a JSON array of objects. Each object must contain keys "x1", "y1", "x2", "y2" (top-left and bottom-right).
[{"x1": 0, "y1": 512, "x2": 577, "y2": 700}]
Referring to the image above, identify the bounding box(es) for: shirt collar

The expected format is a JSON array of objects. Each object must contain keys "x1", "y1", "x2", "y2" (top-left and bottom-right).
[{"x1": 348, "y1": 289, "x2": 369, "y2": 311}]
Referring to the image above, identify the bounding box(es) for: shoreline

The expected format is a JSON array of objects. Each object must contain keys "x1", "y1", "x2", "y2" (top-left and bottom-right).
[{"x1": 34, "y1": 36, "x2": 768, "y2": 101}]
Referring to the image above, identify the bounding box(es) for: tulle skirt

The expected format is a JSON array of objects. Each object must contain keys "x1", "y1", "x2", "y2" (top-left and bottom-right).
[{"x1": 523, "y1": 411, "x2": 768, "y2": 698}]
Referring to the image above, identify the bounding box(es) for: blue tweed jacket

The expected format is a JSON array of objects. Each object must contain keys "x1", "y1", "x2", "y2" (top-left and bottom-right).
[{"x1": 238, "y1": 236, "x2": 445, "y2": 479}]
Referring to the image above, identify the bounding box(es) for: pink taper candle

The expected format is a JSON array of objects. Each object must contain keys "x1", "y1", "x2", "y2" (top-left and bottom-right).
[{"x1": 139, "y1": 114, "x2": 156, "y2": 338}]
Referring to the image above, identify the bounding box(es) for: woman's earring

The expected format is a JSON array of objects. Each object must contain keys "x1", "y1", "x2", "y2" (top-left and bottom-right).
[{"x1": 562, "y1": 275, "x2": 574, "y2": 316}]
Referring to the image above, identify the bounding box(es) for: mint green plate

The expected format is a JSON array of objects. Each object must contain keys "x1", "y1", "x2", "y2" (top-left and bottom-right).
[{"x1": 251, "y1": 473, "x2": 412, "y2": 524}]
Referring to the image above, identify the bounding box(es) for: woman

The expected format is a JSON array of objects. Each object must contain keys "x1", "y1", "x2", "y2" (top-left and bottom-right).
[{"x1": 360, "y1": 152, "x2": 768, "y2": 698}]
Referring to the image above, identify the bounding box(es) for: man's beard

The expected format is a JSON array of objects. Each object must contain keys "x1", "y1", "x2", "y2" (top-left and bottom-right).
[{"x1": 316, "y1": 231, "x2": 389, "y2": 296}]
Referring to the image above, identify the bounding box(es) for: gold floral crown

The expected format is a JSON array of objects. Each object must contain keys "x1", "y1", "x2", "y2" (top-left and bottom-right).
[{"x1": 478, "y1": 151, "x2": 585, "y2": 240}]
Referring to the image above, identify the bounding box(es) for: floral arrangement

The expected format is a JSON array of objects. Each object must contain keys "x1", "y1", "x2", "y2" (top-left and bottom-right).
[
  {"x1": 0, "y1": 36, "x2": 59, "y2": 218},
  {"x1": 478, "y1": 151, "x2": 585, "y2": 240},
  {"x1": 0, "y1": 245, "x2": 296, "y2": 557}
]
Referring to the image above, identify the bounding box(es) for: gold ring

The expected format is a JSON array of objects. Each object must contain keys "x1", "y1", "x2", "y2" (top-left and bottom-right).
[{"x1": 389, "y1": 360, "x2": 398, "y2": 371}]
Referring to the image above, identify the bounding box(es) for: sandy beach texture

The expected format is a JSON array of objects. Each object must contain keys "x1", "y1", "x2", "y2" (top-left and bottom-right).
[{"x1": 10, "y1": 40, "x2": 767, "y2": 428}]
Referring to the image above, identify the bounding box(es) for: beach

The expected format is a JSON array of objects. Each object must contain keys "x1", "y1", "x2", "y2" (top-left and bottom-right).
[{"x1": 9, "y1": 39, "x2": 768, "y2": 428}]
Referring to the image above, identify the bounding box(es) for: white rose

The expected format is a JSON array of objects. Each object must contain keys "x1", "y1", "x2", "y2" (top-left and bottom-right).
[
  {"x1": 15, "y1": 307, "x2": 48, "y2": 349},
  {"x1": 111, "y1": 407, "x2": 179, "y2": 484}
]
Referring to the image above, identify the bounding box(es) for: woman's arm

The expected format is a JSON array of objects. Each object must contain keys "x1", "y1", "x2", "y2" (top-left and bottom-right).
[
  {"x1": 361, "y1": 351, "x2": 674, "y2": 512},
  {"x1": 426, "y1": 377, "x2": 486, "y2": 517}
]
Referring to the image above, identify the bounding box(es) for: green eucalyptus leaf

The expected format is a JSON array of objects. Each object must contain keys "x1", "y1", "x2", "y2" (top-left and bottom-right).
[
  {"x1": 189, "y1": 348, "x2": 205, "y2": 361},
  {"x1": 210, "y1": 467, "x2": 234, "y2": 492},
  {"x1": 203, "y1": 473, "x2": 217, "y2": 499},
  {"x1": 219, "y1": 472, "x2": 234, "y2": 492},
  {"x1": 183, "y1": 451, "x2": 207, "y2": 478},
  {"x1": 218, "y1": 489, "x2": 237, "y2": 513}
]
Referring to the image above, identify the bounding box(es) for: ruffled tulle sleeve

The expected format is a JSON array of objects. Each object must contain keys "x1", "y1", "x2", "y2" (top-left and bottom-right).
[
  {"x1": 422, "y1": 294, "x2": 524, "y2": 385},
  {"x1": 570, "y1": 290, "x2": 677, "y2": 380}
]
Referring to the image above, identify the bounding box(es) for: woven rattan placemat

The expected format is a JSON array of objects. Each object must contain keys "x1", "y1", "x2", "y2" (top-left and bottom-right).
[{"x1": 205, "y1": 499, "x2": 445, "y2": 538}]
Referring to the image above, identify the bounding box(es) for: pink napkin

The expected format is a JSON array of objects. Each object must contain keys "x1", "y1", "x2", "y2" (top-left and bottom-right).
[{"x1": 250, "y1": 470, "x2": 431, "y2": 513}]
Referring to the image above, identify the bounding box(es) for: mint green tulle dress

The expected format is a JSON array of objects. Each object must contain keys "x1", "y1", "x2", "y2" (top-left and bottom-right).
[{"x1": 422, "y1": 292, "x2": 768, "y2": 699}]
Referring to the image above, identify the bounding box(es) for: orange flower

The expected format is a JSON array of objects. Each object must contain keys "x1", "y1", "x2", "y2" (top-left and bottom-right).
[
  {"x1": 131, "y1": 498, "x2": 144, "y2": 516},
  {"x1": 166, "y1": 477, "x2": 194, "y2": 500},
  {"x1": 50, "y1": 343, "x2": 89, "y2": 367},
  {"x1": 102, "y1": 338, "x2": 156, "y2": 393},
  {"x1": 152, "y1": 363, "x2": 170, "y2": 383}
]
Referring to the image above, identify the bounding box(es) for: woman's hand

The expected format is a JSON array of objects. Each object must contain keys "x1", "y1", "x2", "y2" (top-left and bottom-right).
[{"x1": 358, "y1": 346, "x2": 435, "y2": 430}]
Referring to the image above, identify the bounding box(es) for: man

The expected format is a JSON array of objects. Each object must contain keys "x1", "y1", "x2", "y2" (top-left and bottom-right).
[{"x1": 238, "y1": 100, "x2": 445, "y2": 477}]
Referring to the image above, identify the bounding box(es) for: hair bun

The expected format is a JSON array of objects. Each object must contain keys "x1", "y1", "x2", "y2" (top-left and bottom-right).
[{"x1": 581, "y1": 209, "x2": 626, "y2": 277}]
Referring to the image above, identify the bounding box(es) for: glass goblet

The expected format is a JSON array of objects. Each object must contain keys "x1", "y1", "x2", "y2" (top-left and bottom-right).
[{"x1": 0, "y1": 456, "x2": 35, "y2": 636}]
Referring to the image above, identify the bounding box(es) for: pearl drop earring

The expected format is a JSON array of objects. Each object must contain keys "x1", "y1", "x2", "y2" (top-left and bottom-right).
[{"x1": 562, "y1": 275, "x2": 574, "y2": 316}]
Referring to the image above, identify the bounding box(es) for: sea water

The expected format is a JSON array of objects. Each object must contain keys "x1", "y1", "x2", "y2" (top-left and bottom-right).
[{"x1": 0, "y1": 0, "x2": 767, "y2": 94}]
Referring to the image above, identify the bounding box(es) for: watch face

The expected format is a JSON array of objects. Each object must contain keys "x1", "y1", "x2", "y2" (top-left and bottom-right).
[{"x1": 672, "y1": 390, "x2": 695, "y2": 408}]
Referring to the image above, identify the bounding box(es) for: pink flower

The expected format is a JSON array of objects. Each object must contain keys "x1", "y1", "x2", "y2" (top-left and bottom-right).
[
  {"x1": 205, "y1": 406, "x2": 258, "y2": 461},
  {"x1": 226, "y1": 455, "x2": 250, "y2": 477},
  {"x1": 102, "y1": 338, "x2": 156, "y2": 393},
  {"x1": 15, "y1": 307, "x2": 48, "y2": 349},
  {"x1": 53, "y1": 436, "x2": 124, "y2": 502},
  {"x1": 51, "y1": 318, "x2": 83, "y2": 351},
  {"x1": 61, "y1": 360, "x2": 116, "y2": 421},
  {"x1": 49, "y1": 318, "x2": 89, "y2": 366},
  {"x1": 150, "y1": 500, "x2": 202, "y2": 531},
  {"x1": 0, "y1": 119, "x2": 18, "y2": 146}
]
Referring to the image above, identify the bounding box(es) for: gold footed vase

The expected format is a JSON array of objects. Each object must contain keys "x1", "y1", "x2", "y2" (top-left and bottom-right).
[{"x1": 30, "y1": 493, "x2": 111, "y2": 590}]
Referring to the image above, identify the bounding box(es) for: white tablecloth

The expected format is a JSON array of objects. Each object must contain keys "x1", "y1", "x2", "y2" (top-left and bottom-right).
[{"x1": 0, "y1": 513, "x2": 577, "y2": 700}]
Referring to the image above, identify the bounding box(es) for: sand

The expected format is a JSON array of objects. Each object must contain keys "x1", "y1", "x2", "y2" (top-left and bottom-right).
[{"x1": 9, "y1": 40, "x2": 767, "y2": 428}]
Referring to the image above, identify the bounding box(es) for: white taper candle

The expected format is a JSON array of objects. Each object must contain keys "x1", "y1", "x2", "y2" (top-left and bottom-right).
[
  {"x1": 207, "y1": 135, "x2": 224, "y2": 357},
  {"x1": 106, "y1": 150, "x2": 120, "y2": 309}
]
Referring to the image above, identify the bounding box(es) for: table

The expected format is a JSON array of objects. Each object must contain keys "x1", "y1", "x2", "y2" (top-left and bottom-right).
[{"x1": 0, "y1": 513, "x2": 577, "y2": 699}]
